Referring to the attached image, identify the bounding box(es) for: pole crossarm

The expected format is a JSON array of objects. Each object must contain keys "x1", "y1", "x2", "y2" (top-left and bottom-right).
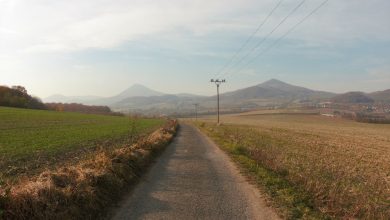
[{"x1": 210, "y1": 79, "x2": 226, "y2": 85}]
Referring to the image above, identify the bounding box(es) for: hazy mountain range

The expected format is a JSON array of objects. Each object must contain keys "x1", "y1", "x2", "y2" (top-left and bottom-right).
[
  {"x1": 44, "y1": 79, "x2": 390, "y2": 114},
  {"x1": 45, "y1": 84, "x2": 164, "y2": 105},
  {"x1": 218, "y1": 79, "x2": 334, "y2": 104}
]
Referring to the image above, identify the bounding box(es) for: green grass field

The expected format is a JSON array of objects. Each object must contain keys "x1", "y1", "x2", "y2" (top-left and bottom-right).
[{"x1": 0, "y1": 107, "x2": 164, "y2": 178}]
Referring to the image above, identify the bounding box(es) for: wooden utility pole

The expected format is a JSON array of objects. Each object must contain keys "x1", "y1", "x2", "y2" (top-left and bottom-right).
[{"x1": 210, "y1": 79, "x2": 226, "y2": 124}]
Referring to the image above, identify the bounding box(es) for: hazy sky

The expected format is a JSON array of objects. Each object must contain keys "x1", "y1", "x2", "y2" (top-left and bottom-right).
[{"x1": 1, "y1": 0, "x2": 390, "y2": 98}]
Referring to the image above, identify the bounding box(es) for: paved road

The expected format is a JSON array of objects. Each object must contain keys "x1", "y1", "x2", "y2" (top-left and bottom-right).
[{"x1": 112, "y1": 124, "x2": 279, "y2": 220}]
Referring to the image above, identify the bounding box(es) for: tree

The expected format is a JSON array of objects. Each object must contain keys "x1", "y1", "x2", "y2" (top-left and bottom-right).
[{"x1": 11, "y1": 86, "x2": 27, "y2": 94}]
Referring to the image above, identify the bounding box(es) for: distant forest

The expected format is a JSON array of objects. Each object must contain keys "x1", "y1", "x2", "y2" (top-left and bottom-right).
[
  {"x1": 0, "y1": 85, "x2": 46, "y2": 109},
  {"x1": 0, "y1": 85, "x2": 119, "y2": 115},
  {"x1": 45, "y1": 103, "x2": 120, "y2": 115}
]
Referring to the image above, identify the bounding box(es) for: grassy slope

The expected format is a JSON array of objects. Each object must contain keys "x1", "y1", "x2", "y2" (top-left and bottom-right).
[
  {"x1": 196, "y1": 113, "x2": 390, "y2": 219},
  {"x1": 0, "y1": 107, "x2": 164, "y2": 178}
]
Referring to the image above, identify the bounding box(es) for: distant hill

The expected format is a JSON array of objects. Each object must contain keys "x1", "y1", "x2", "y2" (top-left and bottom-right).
[
  {"x1": 91, "y1": 84, "x2": 165, "y2": 105},
  {"x1": 368, "y1": 89, "x2": 390, "y2": 102},
  {"x1": 113, "y1": 84, "x2": 164, "y2": 100},
  {"x1": 331, "y1": 92, "x2": 374, "y2": 103},
  {"x1": 45, "y1": 84, "x2": 165, "y2": 105},
  {"x1": 220, "y1": 79, "x2": 334, "y2": 101}
]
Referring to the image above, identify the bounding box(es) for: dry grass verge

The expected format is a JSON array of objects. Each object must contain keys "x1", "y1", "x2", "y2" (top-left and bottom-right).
[
  {"x1": 0, "y1": 120, "x2": 177, "y2": 220},
  {"x1": 196, "y1": 121, "x2": 390, "y2": 219}
]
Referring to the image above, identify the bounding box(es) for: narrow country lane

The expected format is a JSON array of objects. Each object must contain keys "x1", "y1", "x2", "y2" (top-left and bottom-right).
[{"x1": 112, "y1": 123, "x2": 279, "y2": 220}]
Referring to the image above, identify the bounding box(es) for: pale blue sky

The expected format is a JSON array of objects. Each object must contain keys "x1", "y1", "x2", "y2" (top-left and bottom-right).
[{"x1": 1, "y1": 0, "x2": 390, "y2": 98}]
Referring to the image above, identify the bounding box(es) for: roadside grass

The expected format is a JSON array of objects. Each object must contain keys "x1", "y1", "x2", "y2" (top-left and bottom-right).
[
  {"x1": 197, "y1": 123, "x2": 328, "y2": 219},
  {"x1": 196, "y1": 120, "x2": 390, "y2": 219},
  {"x1": 0, "y1": 120, "x2": 178, "y2": 220},
  {"x1": 0, "y1": 107, "x2": 164, "y2": 179}
]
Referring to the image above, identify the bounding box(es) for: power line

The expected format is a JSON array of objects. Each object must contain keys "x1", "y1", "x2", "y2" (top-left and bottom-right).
[
  {"x1": 219, "y1": 0, "x2": 306, "y2": 79},
  {"x1": 213, "y1": 0, "x2": 285, "y2": 79},
  {"x1": 225, "y1": 0, "x2": 329, "y2": 79}
]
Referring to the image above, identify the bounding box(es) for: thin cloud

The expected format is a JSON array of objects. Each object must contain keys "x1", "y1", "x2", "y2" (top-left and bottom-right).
[{"x1": 1, "y1": 0, "x2": 389, "y2": 54}]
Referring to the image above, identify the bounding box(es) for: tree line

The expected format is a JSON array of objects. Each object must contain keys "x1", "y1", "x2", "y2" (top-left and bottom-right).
[
  {"x1": 45, "y1": 103, "x2": 122, "y2": 115},
  {"x1": 0, "y1": 85, "x2": 120, "y2": 115},
  {"x1": 0, "y1": 85, "x2": 46, "y2": 109}
]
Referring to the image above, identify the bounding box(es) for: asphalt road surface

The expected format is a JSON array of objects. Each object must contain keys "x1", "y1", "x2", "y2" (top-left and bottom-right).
[{"x1": 112, "y1": 123, "x2": 279, "y2": 220}]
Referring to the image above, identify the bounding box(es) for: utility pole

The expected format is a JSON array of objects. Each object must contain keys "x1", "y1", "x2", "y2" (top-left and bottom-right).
[
  {"x1": 193, "y1": 103, "x2": 199, "y2": 121},
  {"x1": 210, "y1": 79, "x2": 226, "y2": 124}
]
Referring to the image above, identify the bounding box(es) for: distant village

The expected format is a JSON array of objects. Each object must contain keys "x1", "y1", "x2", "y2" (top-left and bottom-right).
[
  {"x1": 317, "y1": 101, "x2": 390, "y2": 113},
  {"x1": 291, "y1": 100, "x2": 390, "y2": 123}
]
